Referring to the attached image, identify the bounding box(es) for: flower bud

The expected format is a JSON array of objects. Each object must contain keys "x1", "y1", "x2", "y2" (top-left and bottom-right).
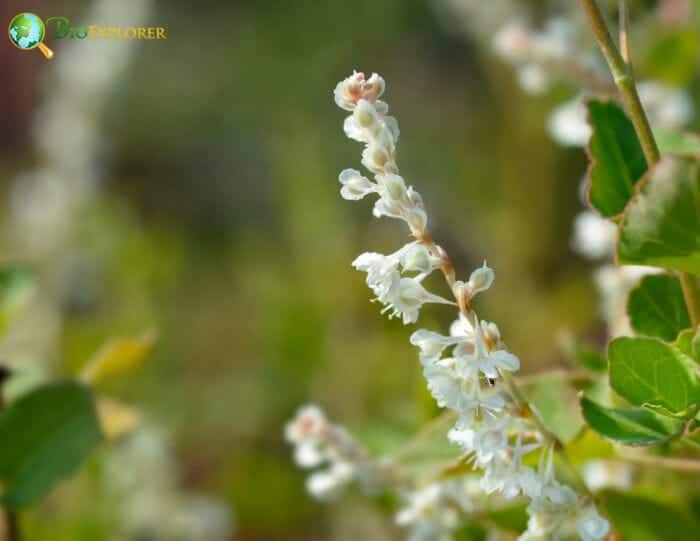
[{"x1": 467, "y1": 263, "x2": 495, "y2": 296}]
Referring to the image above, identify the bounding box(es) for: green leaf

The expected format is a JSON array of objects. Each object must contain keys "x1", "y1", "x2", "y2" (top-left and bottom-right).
[
  {"x1": 0, "y1": 266, "x2": 36, "y2": 338},
  {"x1": 575, "y1": 346, "x2": 608, "y2": 372},
  {"x1": 609, "y1": 337, "x2": 700, "y2": 416},
  {"x1": 627, "y1": 274, "x2": 691, "y2": 341},
  {"x1": 655, "y1": 128, "x2": 700, "y2": 156},
  {"x1": 602, "y1": 490, "x2": 700, "y2": 541},
  {"x1": 585, "y1": 100, "x2": 647, "y2": 217},
  {"x1": 580, "y1": 396, "x2": 684, "y2": 446},
  {"x1": 0, "y1": 382, "x2": 102, "y2": 508},
  {"x1": 618, "y1": 156, "x2": 700, "y2": 274},
  {"x1": 675, "y1": 328, "x2": 696, "y2": 360},
  {"x1": 525, "y1": 375, "x2": 584, "y2": 443}
]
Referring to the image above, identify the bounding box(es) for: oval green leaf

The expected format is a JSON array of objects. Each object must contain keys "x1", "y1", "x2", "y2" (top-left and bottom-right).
[
  {"x1": 609, "y1": 336, "x2": 700, "y2": 416},
  {"x1": 580, "y1": 396, "x2": 684, "y2": 446},
  {"x1": 585, "y1": 100, "x2": 647, "y2": 217},
  {"x1": 0, "y1": 381, "x2": 102, "y2": 508},
  {"x1": 627, "y1": 274, "x2": 691, "y2": 341},
  {"x1": 618, "y1": 156, "x2": 700, "y2": 274}
]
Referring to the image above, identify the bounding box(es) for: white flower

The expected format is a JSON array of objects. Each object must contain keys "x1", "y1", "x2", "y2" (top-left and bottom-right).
[
  {"x1": 548, "y1": 97, "x2": 591, "y2": 147},
  {"x1": 572, "y1": 211, "x2": 617, "y2": 259},
  {"x1": 334, "y1": 71, "x2": 386, "y2": 111},
  {"x1": 294, "y1": 441, "x2": 324, "y2": 468},
  {"x1": 582, "y1": 460, "x2": 633, "y2": 491},
  {"x1": 576, "y1": 506, "x2": 610, "y2": 541},
  {"x1": 530, "y1": 18, "x2": 575, "y2": 61},
  {"x1": 400, "y1": 243, "x2": 435, "y2": 274},
  {"x1": 352, "y1": 251, "x2": 401, "y2": 300},
  {"x1": 639, "y1": 81, "x2": 694, "y2": 129},
  {"x1": 424, "y1": 361, "x2": 505, "y2": 417},
  {"x1": 448, "y1": 316, "x2": 518, "y2": 380},
  {"x1": 410, "y1": 329, "x2": 463, "y2": 364},
  {"x1": 517, "y1": 64, "x2": 549, "y2": 94},
  {"x1": 481, "y1": 461, "x2": 541, "y2": 500},
  {"x1": 492, "y1": 20, "x2": 531, "y2": 62},
  {"x1": 338, "y1": 168, "x2": 376, "y2": 200},
  {"x1": 284, "y1": 405, "x2": 327, "y2": 445},
  {"x1": 382, "y1": 277, "x2": 453, "y2": 324},
  {"x1": 396, "y1": 483, "x2": 461, "y2": 541},
  {"x1": 306, "y1": 462, "x2": 355, "y2": 501}
]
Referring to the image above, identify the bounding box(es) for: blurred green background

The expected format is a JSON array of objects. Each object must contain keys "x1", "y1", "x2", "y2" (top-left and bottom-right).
[{"x1": 1, "y1": 0, "x2": 697, "y2": 540}]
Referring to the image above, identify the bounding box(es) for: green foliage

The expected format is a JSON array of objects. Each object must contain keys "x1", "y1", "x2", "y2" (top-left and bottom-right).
[
  {"x1": 608, "y1": 337, "x2": 700, "y2": 418},
  {"x1": 655, "y1": 128, "x2": 700, "y2": 156},
  {"x1": 602, "y1": 490, "x2": 700, "y2": 541},
  {"x1": 627, "y1": 274, "x2": 691, "y2": 341},
  {"x1": 525, "y1": 375, "x2": 584, "y2": 443},
  {"x1": 0, "y1": 266, "x2": 36, "y2": 338},
  {"x1": 644, "y1": 30, "x2": 700, "y2": 86},
  {"x1": 585, "y1": 100, "x2": 647, "y2": 217},
  {"x1": 574, "y1": 346, "x2": 608, "y2": 372},
  {"x1": 0, "y1": 382, "x2": 102, "y2": 508},
  {"x1": 618, "y1": 156, "x2": 700, "y2": 274},
  {"x1": 580, "y1": 396, "x2": 684, "y2": 446}
]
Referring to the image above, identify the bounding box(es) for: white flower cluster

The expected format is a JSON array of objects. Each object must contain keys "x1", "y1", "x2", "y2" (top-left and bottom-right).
[
  {"x1": 285, "y1": 404, "x2": 392, "y2": 501},
  {"x1": 549, "y1": 82, "x2": 694, "y2": 147},
  {"x1": 487, "y1": 15, "x2": 694, "y2": 148},
  {"x1": 396, "y1": 479, "x2": 481, "y2": 541},
  {"x1": 492, "y1": 18, "x2": 598, "y2": 96},
  {"x1": 329, "y1": 71, "x2": 609, "y2": 541}
]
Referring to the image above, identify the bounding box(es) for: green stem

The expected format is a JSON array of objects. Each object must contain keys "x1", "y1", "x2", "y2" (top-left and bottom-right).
[
  {"x1": 680, "y1": 273, "x2": 700, "y2": 328},
  {"x1": 581, "y1": 0, "x2": 700, "y2": 331},
  {"x1": 580, "y1": 0, "x2": 660, "y2": 166}
]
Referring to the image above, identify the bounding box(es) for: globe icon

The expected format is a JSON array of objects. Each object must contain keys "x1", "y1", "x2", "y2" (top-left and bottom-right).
[{"x1": 8, "y1": 12, "x2": 54, "y2": 59}]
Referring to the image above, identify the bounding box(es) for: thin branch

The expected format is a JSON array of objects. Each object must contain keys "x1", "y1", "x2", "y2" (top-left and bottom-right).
[
  {"x1": 580, "y1": 0, "x2": 660, "y2": 166},
  {"x1": 619, "y1": 0, "x2": 632, "y2": 68},
  {"x1": 620, "y1": 454, "x2": 700, "y2": 473},
  {"x1": 680, "y1": 273, "x2": 700, "y2": 328}
]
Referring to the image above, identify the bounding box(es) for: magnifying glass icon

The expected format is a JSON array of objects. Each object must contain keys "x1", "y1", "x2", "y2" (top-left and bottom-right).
[{"x1": 8, "y1": 13, "x2": 54, "y2": 59}]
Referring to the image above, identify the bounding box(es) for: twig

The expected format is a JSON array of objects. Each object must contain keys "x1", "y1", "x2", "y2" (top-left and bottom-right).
[{"x1": 620, "y1": 454, "x2": 700, "y2": 473}]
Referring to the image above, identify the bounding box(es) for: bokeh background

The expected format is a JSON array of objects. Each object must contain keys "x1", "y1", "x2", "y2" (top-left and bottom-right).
[{"x1": 1, "y1": 0, "x2": 698, "y2": 540}]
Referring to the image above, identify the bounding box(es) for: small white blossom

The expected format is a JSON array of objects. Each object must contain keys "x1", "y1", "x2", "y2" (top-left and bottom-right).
[
  {"x1": 307, "y1": 462, "x2": 354, "y2": 501},
  {"x1": 639, "y1": 81, "x2": 694, "y2": 129},
  {"x1": 492, "y1": 20, "x2": 531, "y2": 62},
  {"x1": 338, "y1": 168, "x2": 376, "y2": 200},
  {"x1": 576, "y1": 506, "x2": 610, "y2": 541},
  {"x1": 517, "y1": 64, "x2": 549, "y2": 95},
  {"x1": 548, "y1": 97, "x2": 592, "y2": 147},
  {"x1": 400, "y1": 243, "x2": 436, "y2": 274},
  {"x1": 572, "y1": 211, "x2": 617, "y2": 259},
  {"x1": 333, "y1": 71, "x2": 386, "y2": 111},
  {"x1": 382, "y1": 277, "x2": 453, "y2": 324}
]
